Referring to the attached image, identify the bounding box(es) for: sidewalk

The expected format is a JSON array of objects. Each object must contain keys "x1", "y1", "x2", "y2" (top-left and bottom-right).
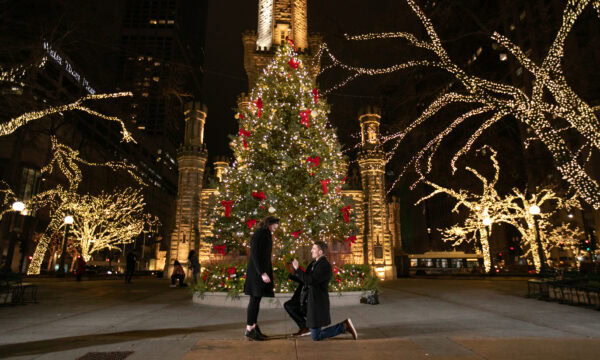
[{"x1": 1, "y1": 278, "x2": 599, "y2": 359}]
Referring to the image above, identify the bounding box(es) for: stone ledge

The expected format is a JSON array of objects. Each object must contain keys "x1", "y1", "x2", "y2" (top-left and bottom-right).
[{"x1": 192, "y1": 291, "x2": 366, "y2": 308}]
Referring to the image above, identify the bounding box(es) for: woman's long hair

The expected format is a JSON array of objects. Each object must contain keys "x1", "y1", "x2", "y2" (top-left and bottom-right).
[{"x1": 258, "y1": 216, "x2": 280, "y2": 230}]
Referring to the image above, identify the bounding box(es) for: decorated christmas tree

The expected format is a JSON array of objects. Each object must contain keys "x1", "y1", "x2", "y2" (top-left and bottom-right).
[{"x1": 207, "y1": 40, "x2": 356, "y2": 259}]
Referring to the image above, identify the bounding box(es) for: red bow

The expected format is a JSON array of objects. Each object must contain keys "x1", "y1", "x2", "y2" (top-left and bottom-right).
[
  {"x1": 345, "y1": 235, "x2": 357, "y2": 247},
  {"x1": 333, "y1": 266, "x2": 339, "y2": 275},
  {"x1": 246, "y1": 219, "x2": 256, "y2": 229},
  {"x1": 320, "y1": 179, "x2": 330, "y2": 195},
  {"x1": 239, "y1": 128, "x2": 251, "y2": 149},
  {"x1": 312, "y1": 88, "x2": 319, "y2": 104},
  {"x1": 252, "y1": 191, "x2": 266, "y2": 201},
  {"x1": 285, "y1": 36, "x2": 297, "y2": 51},
  {"x1": 340, "y1": 205, "x2": 351, "y2": 223},
  {"x1": 336, "y1": 186, "x2": 341, "y2": 194},
  {"x1": 342, "y1": 176, "x2": 347, "y2": 184},
  {"x1": 300, "y1": 110, "x2": 311, "y2": 128},
  {"x1": 214, "y1": 245, "x2": 226, "y2": 255},
  {"x1": 291, "y1": 230, "x2": 303, "y2": 239},
  {"x1": 306, "y1": 156, "x2": 320, "y2": 168},
  {"x1": 227, "y1": 267, "x2": 236, "y2": 278},
  {"x1": 238, "y1": 113, "x2": 245, "y2": 120},
  {"x1": 221, "y1": 200, "x2": 234, "y2": 217},
  {"x1": 288, "y1": 58, "x2": 299, "y2": 70},
  {"x1": 255, "y1": 98, "x2": 263, "y2": 118}
]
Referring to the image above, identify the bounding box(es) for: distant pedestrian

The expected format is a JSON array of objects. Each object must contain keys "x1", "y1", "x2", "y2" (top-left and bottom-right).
[
  {"x1": 171, "y1": 260, "x2": 186, "y2": 288},
  {"x1": 75, "y1": 256, "x2": 86, "y2": 282},
  {"x1": 188, "y1": 250, "x2": 200, "y2": 285},
  {"x1": 125, "y1": 251, "x2": 137, "y2": 283}
]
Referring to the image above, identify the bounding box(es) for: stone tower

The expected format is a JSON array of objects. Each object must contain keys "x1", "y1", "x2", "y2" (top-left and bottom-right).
[
  {"x1": 241, "y1": 0, "x2": 322, "y2": 89},
  {"x1": 168, "y1": 101, "x2": 208, "y2": 275},
  {"x1": 357, "y1": 106, "x2": 396, "y2": 279}
]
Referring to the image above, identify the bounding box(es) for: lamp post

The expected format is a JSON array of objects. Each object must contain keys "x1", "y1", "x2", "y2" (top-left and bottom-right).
[
  {"x1": 56, "y1": 215, "x2": 74, "y2": 277},
  {"x1": 528, "y1": 204, "x2": 548, "y2": 274},
  {"x1": 482, "y1": 216, "x2": 493, "y2": 274},
  {"x1": 3, "y1": 201, "x2": 25, "y2": 272}
]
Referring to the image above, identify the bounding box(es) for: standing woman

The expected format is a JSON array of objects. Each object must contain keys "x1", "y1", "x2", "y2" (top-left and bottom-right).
[{"x1": 244, "y1": 216, "x2": 279, "y2": 341}]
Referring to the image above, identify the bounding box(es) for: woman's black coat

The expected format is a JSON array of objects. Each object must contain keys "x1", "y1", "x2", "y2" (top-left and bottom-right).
[
  {"x1": 244, "y1": 227, "x2": 274, "y2": 297},
  {"x1": 293, "y1": 256, "x2": 332, "y2": 328}
]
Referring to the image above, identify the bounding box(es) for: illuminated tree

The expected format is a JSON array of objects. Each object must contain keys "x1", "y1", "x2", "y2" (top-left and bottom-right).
[
  {"x1": 318, "y1": 0, "x2": 600, "y2": 208},
  {"x1": 417, "y1": 146, "x2": 504, "y2": 273},
  {"x1": 21, "y1": 138, "x2": 148, "y2": 274},
  {"x1": 65, "y1": 189, "x2": 146, "y2": 261},
  {"x1": 207, "y1": 41, "x2": 355, "y2": 257}
]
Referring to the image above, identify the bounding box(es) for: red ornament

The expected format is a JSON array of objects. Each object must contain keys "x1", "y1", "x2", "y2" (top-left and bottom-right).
[
  {"x1": 340, "y1": 205, "x2": 351, "y2": 223},
  {"x1": 227, "y1": 267, "x2": 236, "y2": 278},
  {"x1": 255, "y1": 97, "x2": 263, "y2": 118},
  {"x1": 252, "y1": 191, "x2": 266, "y2": 201},
  {"x1": 320, "y1": 179, "x2": 330, "y2": 194},
  {"x1": 299, "y1": 265, "x2": 305, "y2": 272},
  {"x1": 260, "y1": 205, "x2": 266, "y2": 210},
  {"x1": 221, "y1": 200, "x2": 234, "y2": 217},
  {"x1": 239, "y1": 128, "x2": 251, "y2": 149},
  {"x1": 291, "y1": 230, "x2": 303, "y2": 239},
  {"x1": 300, "y1": 109, "x2": 311, "y2": 128},
  {"x1": 333, "y1": 267, "x2": 339, "y2": 275},
  {"x1": 306, "y1": 156, "x2": 320, "y2": 168},
  {"x1": 288, "y1": 58, "x2": 299, "y2": 70},
  {"x1": 246, "y1": 219, "x2": 257, "y2": 229},
  {"x1": 214, "y1": 245, "x2": 226, "y2": 255},
  {"x1": 342, "y1": 176, "x2": 347, "y2": 184},
  {"x1": 312, "y1": 88, "x2": 319, "y2": 104},
  {"x1": 285, "y1": 36, "x2": 297, "y2": 51},
  {"x1": 345, "y1": 235, "x2": 357, "y2": 247},
  {"x1": 242, "y1": 139, "x2": 248, "y2": 149}
]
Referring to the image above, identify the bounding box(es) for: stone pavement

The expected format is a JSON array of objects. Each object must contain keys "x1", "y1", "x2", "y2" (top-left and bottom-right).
[{"x1": 1, "y1": 277, "x2": 599, "y2": 359}]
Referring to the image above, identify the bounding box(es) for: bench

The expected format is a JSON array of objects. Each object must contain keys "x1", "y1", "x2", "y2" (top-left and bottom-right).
[{"x1": 0, "y1": 272, "x2": 38, "y2": 305}]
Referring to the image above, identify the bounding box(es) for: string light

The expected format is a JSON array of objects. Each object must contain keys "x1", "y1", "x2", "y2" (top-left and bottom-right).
[
  {"x1": 20, "y1": 138, "x2": 149, "y2": 274},
  {"x1": 315, "y1": 0, "x2": 600, "y2": 208},
  {"x1": 418, "y1": 146, "x2": 583, "y2": 273},
  {"x1": 0, "y1": 92, "x2": 135, "y2": 143}
]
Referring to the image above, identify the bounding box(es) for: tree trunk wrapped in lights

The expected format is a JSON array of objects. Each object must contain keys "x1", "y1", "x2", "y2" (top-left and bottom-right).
[
  {"x1": 206, "y1": 41, "x2": 356, "y2": 258},
  {"x1": 317, "y1": 0, "x2": 600, "y2": 208}
]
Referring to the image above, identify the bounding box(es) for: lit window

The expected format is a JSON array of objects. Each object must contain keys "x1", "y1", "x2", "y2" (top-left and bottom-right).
[{"x1": 149, "y1": 20, "x2": 157, "y2": 25}]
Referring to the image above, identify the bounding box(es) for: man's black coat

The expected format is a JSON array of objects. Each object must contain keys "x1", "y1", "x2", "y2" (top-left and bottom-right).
[
  {"x1": 293, "y1": 256, "x2": 332, "y2": 328},
  {"x1": 244, "y1": 228, "x2": 274, "y2": 297}
]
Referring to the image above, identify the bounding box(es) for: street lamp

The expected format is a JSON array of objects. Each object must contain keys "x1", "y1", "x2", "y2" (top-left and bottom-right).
[
  {"x1": 12, "y1": 201, "x2": 25, "y2": 212},
  {"x1": 528, "y1": 204, "x2": 548, "y2": 274},
  {"x1": 3, "y1": 201, "x2": 25, "y2": 272},
  {"x1": 57, "y1": 215, "x2": 74, "y2": 277}
]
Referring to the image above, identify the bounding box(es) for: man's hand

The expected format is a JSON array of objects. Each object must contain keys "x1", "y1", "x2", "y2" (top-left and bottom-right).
[
  {"x1": 261, "y1": 273, "x2": 271, "y2": 283},
  {"x1": 285, "y1": 263, "x2": 295, "y2": 274},
  {"x1": 292, "y1": 258, "x2": 299, "y2": 270}
]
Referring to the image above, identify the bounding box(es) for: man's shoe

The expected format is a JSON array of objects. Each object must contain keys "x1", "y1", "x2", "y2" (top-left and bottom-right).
[
  {"x1": 292, "y1": 327, "x2": 310, "y2": 337},
  {"x1": 245, "y1": 327, "x2": 265, "y2": 341},
  {"x1": 255, "y1": 324, "x2": 268, "y2": 339},
  {"x1": 343, "y1": 318, "x2": 358, "y2": 340}
]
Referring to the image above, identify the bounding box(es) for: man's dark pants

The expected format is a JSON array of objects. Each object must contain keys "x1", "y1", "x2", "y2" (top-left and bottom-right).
[{"x1": 284, "y1": 294, "x2": 306, "y2": 329}]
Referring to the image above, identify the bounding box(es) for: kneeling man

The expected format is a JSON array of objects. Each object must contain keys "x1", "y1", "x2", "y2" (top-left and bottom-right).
[{"x1": 291, "y1": 241, "x2": 358, "y2": 341}]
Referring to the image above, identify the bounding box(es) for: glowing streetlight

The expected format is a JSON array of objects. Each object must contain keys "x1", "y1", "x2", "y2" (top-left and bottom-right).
[
  {"x1": 57, "y1": 215, "x2": 74, "y2": 277},
  {"x1": 528, "y1": 204, "x2": 540, "y2": 215},
  {"x1": 12, "y1": 201, "x2": 25, "y2": 212},
  {"x1": 528, "y1": 204, "x2": 547, "y2": 274}
]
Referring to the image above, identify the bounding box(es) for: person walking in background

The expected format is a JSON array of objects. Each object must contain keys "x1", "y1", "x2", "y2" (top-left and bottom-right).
[
  {"x1": 292, "y1": 241, "x2": 358, "y2": 341},
  {"x1": 125, "y1": 251, "x2": 137, "y2": 283},
  {"x1": 170, "y1": 260, "x2": 186, "y2": 288},
  {"x1": 244, "y1": 216, "x2": 279, "y2": 341},
  {"x1": 75, "y1": 255, "x2": 86, "y2": 282},
  {"x1": 188, "y1": 250, "x2": 200, "y2": 285}
]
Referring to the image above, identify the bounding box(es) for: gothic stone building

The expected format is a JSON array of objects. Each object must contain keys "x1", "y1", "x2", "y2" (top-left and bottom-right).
[{"x1": 167, "y1": 0, "x2": 401, "y2": 280}]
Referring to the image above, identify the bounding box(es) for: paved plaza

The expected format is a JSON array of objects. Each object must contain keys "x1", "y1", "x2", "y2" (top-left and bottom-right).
[{"x1": 1, "y1": 277, "x2": 599, "y2": 359}]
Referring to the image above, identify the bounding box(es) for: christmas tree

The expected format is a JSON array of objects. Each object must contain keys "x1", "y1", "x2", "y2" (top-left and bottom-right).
[{"x1": 207, "y1": 40, "x2": 356, "y2": 258}]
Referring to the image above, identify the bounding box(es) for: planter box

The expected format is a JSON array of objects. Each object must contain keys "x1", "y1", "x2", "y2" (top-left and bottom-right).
[{"x1": 193, "y1": 291, "x2": 366, "y2": 308}]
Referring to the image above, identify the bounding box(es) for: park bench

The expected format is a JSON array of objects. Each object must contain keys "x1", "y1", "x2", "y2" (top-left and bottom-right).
[{"x1": 0, "y1": 272, "x2": 38, "y2": 305}]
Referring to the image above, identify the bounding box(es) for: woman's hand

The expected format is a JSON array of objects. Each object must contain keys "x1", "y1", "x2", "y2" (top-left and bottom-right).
[
  {"x1": 292, "y1": 258, "x2": 299, "y2": 270},
  {"x1": 261, "y1": 273, "x2": 271, "y2": 283}
]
